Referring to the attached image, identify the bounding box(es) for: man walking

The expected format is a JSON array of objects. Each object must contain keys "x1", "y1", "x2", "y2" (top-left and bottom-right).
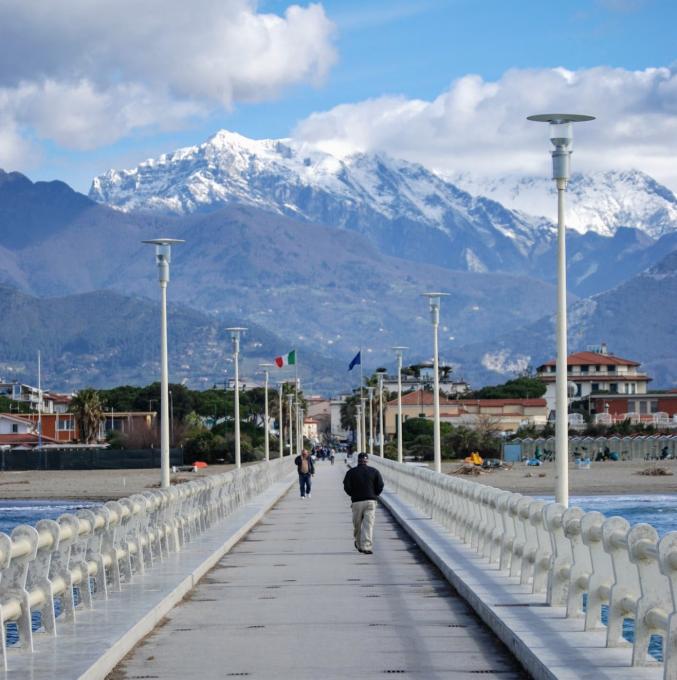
[
  {"x1": 343, "y1": 453, "x2": 384, "y2": 554},
  {"x1": 295, "y1": 448, "x2": 315, "y2": 499}
]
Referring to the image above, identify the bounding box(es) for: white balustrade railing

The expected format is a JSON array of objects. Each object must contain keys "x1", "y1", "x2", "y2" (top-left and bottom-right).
[
  {"x1": 0, "y1": 458, "x2": 291, "y2": 671},
  {"x1": 372, "y1": 457, "x2": 677, "y2": 679}
]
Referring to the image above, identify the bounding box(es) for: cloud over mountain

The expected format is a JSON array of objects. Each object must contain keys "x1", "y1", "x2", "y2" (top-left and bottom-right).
[
  {"x1": 0, "y1": 0, "x2": 336, "y2": 160},
  {"x1": 294, "y1": 65, "x2": 677, "y2": 192}
]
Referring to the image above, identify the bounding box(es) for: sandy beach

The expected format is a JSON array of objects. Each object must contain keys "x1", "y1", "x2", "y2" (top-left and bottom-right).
[
  {"x1": 0, "y1": 458, "x2": 675, "y2": 502},
  {"x1": 0, "y1": 463, "x2": 245, "y2": 501},
  {"x1": 440, "y1": 459, "x2": 677, "y2": 496}
]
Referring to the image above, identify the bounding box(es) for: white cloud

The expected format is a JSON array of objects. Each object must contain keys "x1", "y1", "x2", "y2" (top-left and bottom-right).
[
  {"x1": 294, "y1": 66, "x2": 677, "y2": 191},
  {"x1": 0, "y1": 0, "x2": 335, "y2": 156}
]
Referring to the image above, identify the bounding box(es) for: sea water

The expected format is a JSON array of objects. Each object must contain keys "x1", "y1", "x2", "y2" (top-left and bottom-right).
[{"x1": 0, "y1": 499, "x2": 94, "y2": 535}]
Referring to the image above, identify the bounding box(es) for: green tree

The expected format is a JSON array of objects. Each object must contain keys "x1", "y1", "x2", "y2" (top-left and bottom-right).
[
  {"x1": 70, "y1": 388, "x2": 104, "y2": 443},
  {"x1": 469, "y1": 376, "x2": 546, "y2": 400}
]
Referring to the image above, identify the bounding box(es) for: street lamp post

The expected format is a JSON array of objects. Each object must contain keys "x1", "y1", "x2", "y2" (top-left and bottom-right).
[
  {"x1": 377, "y1": 371, "x2": 385, "y2": 457},
  {"x1": 391, "y1": 347, "x2": 407, "y2": 463},
  {"x1": 295, "y1": 378, "x2": 302, "y2": 456},
  {"x1": 422, "y1": 293, "x2": 449, "y2": 474},
  {"x1": 287, "y1": 393, "x2": 294, "y2": 457},
  {"x1": 527, "y1": 113, "x2": 595, "y2": 507},
  {"x1": 360, "y1": 397, "x2": 367, "y2": 454},
  {"x1": 168, "y1": 389, "x2": 174, "y2": 447},
  {"x1": 259, "y1": 363, "x2": 274, "y2": 461},
  {"x1": 355, "y1": 403, "x2": 363, "y2": 453},
  {"x1": 142, "y1": 237, "x2": 184, "y2": 489},
  {"x1": 226, "y1": 327, "x2": 247, "y2": 468},
  {"x1": 367, "y1": 386, "x2": 374, "y2": 454},
  {"x1": 299, "y1": 407, "x2": 305, "y2": 451},
  {"x1": 278, "y1": 383, "x2": 285, "y2": 458}
]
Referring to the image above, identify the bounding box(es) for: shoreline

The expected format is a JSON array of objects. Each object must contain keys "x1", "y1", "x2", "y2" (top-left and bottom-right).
[{"x1": 1, "y1": 458, "x2": 676, "y2": 501}]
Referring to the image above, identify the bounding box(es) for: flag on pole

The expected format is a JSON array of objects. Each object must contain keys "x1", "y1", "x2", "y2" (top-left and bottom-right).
[
  {"x1": 348, "y1": 351, "x2": 361, "y2": 371},
  {"x1": 274, "y1": 350, "x2": 296, "y2": 368}
]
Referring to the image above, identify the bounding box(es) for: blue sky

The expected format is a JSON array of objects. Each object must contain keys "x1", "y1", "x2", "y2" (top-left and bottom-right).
[{"x1": 1, "y1": 0, "x2": 676, "y2": 191}]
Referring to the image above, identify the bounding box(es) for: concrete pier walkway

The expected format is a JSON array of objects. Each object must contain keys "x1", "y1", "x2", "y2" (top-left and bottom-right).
[{"x1": 109, "y1": 461, "x2": 527, "y2": 680}]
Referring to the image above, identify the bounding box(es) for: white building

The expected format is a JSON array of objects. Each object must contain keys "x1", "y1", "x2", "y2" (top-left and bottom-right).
[
  {"x1": 536, "y1": 345, "x2": 651, "y2": 415},
  {"x1": 330, "y1": 397, "x2": 350, "y2": 441}
]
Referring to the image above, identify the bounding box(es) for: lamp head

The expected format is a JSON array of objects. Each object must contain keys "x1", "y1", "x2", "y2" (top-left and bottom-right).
[
  {"x1": 225, "y1": 326, "x2": 247, "y2": 353},
  {"x1": 142, "y1": 238, "x2": 184, "y2": 283},
  {"x1": 527, "y1": 114, "x2": 595, "y2": 181},
  {"x1": 422, "y1": 292, "x2": 449, "y2": 323}
]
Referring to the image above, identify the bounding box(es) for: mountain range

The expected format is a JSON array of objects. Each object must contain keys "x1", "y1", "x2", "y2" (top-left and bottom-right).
[
  {"x1": 0, "y1": 127, "x2": 675, "y2": 391},
  {"x1": 0, "y1": 284, "x2": 338, "y2": 391},
  {"x1": 89, "y1": 130, "x2": 677, "y2": 297}
]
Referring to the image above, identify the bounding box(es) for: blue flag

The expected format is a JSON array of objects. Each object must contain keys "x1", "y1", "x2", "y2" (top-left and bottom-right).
[{"x1": 348, "y1": 351, "x2": 361, "y2": 371}]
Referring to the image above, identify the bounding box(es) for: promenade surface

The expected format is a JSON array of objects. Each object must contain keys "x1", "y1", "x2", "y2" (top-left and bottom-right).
[{"x1": 109, "y1": 461, "x2": 526, "y2": 680}]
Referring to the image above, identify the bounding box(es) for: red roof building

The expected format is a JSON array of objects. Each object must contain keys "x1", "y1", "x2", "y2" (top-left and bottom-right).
[
  {"x1": 536, "y1": 345, "x2": 651, "y2": 415},
  {"x1": 385, "y1": 389, "x2": 547, "y2": 434}
]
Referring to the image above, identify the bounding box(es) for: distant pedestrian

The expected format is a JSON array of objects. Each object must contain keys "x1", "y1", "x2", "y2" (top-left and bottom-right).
[
  {"x1": 343, "y1": 453, "x2": 384, "y2": 554},
  {"x1": 295, "y1": 449, "x2": 315, "y2": 499}
]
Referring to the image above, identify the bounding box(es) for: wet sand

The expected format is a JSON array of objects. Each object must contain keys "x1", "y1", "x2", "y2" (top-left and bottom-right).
[{"x1": 440, "y1": 459, "x2": 677, "y2": 496}]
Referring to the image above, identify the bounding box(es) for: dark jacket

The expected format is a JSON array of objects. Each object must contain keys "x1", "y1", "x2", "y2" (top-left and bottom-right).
[
  {"x1": 294, "y1": 455, "x2": 315, "y2": 475},
  {"x1": 343, "y1": 464, "x2": 384, "y2": 503}
]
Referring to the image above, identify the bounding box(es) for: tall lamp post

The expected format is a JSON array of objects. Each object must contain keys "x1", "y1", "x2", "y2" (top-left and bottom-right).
[
  {"x1": 259, "y1": 363, "x2": 274, "y2": 461},
  {"x1": 142, "y1": 237, "x2": 184, "y2": 489},
  {"x1": 278, "y1": 383, "x2": 285, "y2": 458},
  {"x1": 422, "y1": 292, "x2": 449, "y2": 474},
  {"x1": 287, "y1": 393, "x2": 294, "y2": 457},
  {"x1": 367, "y1": 386, "x2": 374, "y2": 454},
  {"x1": 355, "y1": 403, "x2": 363, "y2": 453},
  {"x1": 360, "y1": 397, "x2": 367, "y2": 453},
  {"x1": 391, "y1": 346, "x2": 407, "y2": 463},
  {"x1": 527, "y1": 113, "x2": 594, "y2": 507},
  {"x1": 377, "y1": 370, "x2": 385, "y2": 457},
  {"x1": 226, "y1": 327, "x2": 247, "y2": 468}
]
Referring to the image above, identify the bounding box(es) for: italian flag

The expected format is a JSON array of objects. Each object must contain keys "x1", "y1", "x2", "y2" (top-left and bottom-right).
[{"x1": 274, "y1": 350, "x2": 296, "y2": 368}]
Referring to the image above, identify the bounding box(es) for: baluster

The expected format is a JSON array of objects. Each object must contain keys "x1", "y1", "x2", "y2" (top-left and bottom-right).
[
  {"x1": 602, "y1": 516, "x2": 638, "y2": 648},
  {"x1": 581, "y1": 511, "x2": 613, "y2": 631},
  {"x1": 628, "y1": 524, "x2": 671, "y2": 667},
  {"x1": 562, "y1": 507, "x2": 592, "y2": 619},
  {"x1": 544, "y1": 503, "x2": 570, "y2": 606},
  {"x1": 28, "y1": 519, "x2": 60, "y2": 636},
  {"x1": 4, "y1": 525, "x2": 39, "y2": 651},
  {"x1": 657, "y1": 531, "x2": 677, "y2": 680},
  {"x1": 520, "y1": 500, "x2": 544, "y2": 587},
  {"x1": 0, "y1": 532, "x2": 11, "y2": 671}
]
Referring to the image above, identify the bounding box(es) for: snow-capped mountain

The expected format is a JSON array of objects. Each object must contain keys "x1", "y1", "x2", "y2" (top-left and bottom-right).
[
  {"x1": 90, "y1": 130, "x2": 555, "y2": 273},
  {"x1": 89, "y1": 130, "x2": 677, "y2": 286},
  {"x1": 449, "y1": 170, "x2": 677, "y2": 239}
]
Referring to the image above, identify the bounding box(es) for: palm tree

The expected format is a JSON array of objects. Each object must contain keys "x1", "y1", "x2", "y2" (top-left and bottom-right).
[{"x1": 70, "y1": 388, "x2": 105, "y2": 443}]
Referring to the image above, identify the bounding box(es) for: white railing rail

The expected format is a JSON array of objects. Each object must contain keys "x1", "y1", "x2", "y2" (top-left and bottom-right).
[
  {"x1": 372, "y1": 457, "x2": 677, "y2": 679},
  {"x1": 0, "y1": 458, "x2": 290, "y2": 671}
]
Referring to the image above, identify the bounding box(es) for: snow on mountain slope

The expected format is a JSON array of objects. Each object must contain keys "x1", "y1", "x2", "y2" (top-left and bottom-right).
[
  {"x1": 89, "y1": 130, "x2": 677, "y2": 280},
  {"x1": 449, "y1": 170, "x2": 677, "y2": 239},
  {"x1": 89, "y1": 130, "x2": 553, "y2": 268}
]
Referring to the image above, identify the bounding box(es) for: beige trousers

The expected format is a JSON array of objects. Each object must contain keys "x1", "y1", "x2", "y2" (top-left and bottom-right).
[{"x1": 352, "y1": 500, "x2": 377, "y2": 551}]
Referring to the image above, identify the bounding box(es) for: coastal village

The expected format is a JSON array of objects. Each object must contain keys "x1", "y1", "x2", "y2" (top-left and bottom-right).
[{"x1": 2, "y1": 343, "x2": 676, "y2": 467}]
